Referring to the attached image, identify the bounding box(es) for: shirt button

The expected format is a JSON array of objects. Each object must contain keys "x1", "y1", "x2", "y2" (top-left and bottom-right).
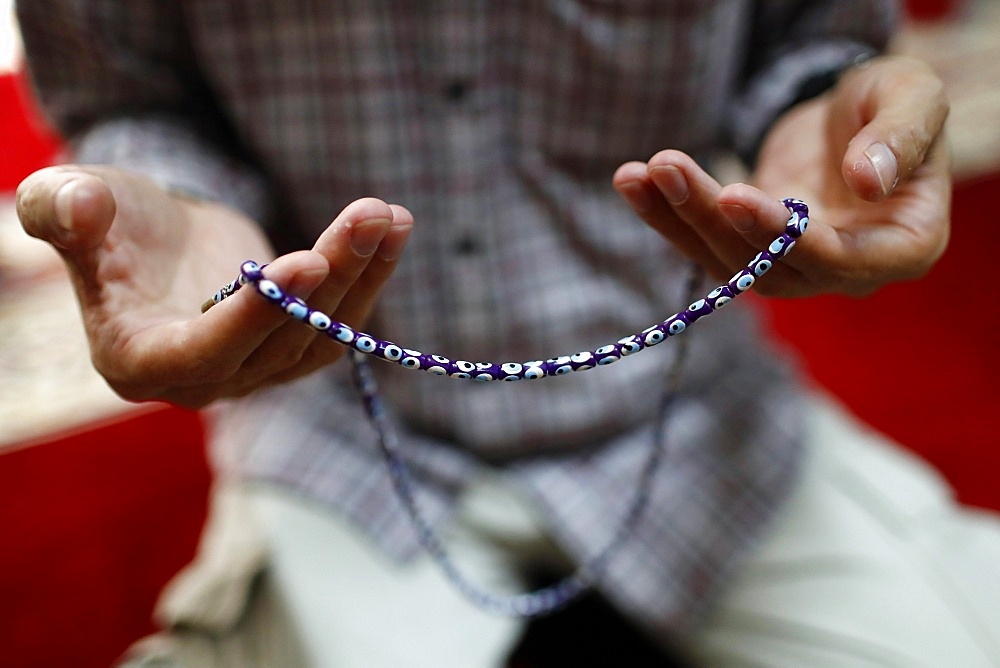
[
  {"x1": 442, "y1": 80, "x2": 470, "y2": 102},
  {"x1": 453, "y1": 236, "x2": 481, "y2": 255}
]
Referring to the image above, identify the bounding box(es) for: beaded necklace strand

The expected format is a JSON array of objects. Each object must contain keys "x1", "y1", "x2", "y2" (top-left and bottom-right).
[
  {"x1": 205, "y1": 199, "x2": 809, "y2": 616},
  {"x1": 351, "y1": 266, "x2": 696, "y2": 617}
]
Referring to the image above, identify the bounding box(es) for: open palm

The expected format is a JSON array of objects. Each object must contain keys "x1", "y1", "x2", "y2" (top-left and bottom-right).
[{"x1": 17, "y1": 166, "x2": 412, "y2": 407}]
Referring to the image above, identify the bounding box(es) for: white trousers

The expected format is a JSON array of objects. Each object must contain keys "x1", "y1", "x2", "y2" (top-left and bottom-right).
[{"x1": 127, "y1": 396, "x2": 1000, "y2": 667}]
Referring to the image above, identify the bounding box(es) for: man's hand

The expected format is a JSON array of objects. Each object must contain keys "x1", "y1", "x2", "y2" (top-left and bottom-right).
[
  {"x1": 16, "y1": 165, "x2": 412, "y2": 408},
  {"x1": 613, "y1": 55, "x2": 951, "y2": 298}
]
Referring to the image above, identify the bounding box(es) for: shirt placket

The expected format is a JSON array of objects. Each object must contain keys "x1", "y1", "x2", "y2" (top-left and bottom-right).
[{"x1": 430, "y1": 2, "x2": 502, "y2": 347}]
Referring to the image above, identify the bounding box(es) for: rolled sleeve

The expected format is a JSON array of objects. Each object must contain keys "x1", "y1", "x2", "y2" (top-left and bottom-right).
[{"x1": 729, "y1": 0, "x2": 899, "y2": 165}]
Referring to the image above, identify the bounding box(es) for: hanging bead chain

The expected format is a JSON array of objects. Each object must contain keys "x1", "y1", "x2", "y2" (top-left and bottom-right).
[
  {"x1": 204, "y1": 199, "x2": 809, "y2": 616},
  {"x1": 349, "y1": 262, "x2": 698, "y2": 617},
  {"x1": 204, "y1": 200, "x2": 809, "y2": 382}
]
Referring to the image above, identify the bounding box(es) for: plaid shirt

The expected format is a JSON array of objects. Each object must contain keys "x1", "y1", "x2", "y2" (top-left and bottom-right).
[{"x1": 20, "y1": 0, "x2": 895, "y2": 635}]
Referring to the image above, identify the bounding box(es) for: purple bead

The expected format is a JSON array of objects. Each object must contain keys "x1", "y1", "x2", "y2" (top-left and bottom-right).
[
  {"x1": 377, "y1": 341, "x2": 404, "y2": 361},
  {"x1": 685, "y1": 298, "x2": 713, "y2": 323},
  {"x1": 729, "y1": 269, "x2": 755, "y2": 293},
  {"x1": 767, "y1": 234, "x2": 795, "y2": 258},
  {"x1": 308, "y1": 311, "x2": 332, "y2": 331},
  {"x1": 706, "y1": 285, "x2": 734, "y2": 309},
  {"x1": 283, "y1": 297, "x2": 309, "y2": 321},
  {"x1": 618, "y1": 335, "x2": 642, "y2": 356},
  {"x1": 642, "y1": 326, "x2": 667, "y2": 347},
  {"x1": 665, "y1": 313, "x2": 689, "y2": 335},
  {"x1": 354, "y1": 335, "x2": 377, "y2": 354},
  {"x1": 400, "y1": 354, "x2": 423, "y2": 370},
  {"x1": 570, "y1": 351, "x2": 596, "y2": 370},
  {"x1": 256, "y1": 279, "x2": 284, "y2": 303},
  {"x1": 750, "y1": 251, "x2": 774, "y2": 278},
  {"x1": 240, "y1": 260, "x2": 264, "y2": 281},
  {"x1": 782, "y1": 198, "x2": 809, "y2": 237}
]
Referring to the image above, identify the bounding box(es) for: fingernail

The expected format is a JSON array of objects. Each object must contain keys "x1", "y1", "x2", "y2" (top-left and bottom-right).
[
  {"x1": 349, "y1": 218, "x2": 390, "y2": 256},
  {"x1": 864, "y1": 143, "x2": 898, "y2": 197},
  {"x1": 376, "y1": 222, "x2": 412, "y2": 261},
  {"x1": 54, "y1": 180, "x2": 78, "y2": 230},
  {"x1": 720, "y1": 203, "x2": 755, "y2": 232},
  {"x1": 653, "y1": 165, "x2": 689, "y2": 205}
]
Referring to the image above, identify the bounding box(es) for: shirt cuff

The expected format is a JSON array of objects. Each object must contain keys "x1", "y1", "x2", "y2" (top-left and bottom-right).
[{"x1": 730, "y1": 40, "x2": 879, "y2": 167}]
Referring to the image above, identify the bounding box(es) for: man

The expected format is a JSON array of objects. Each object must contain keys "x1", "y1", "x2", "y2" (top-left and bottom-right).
[{"x1": 16, "y1": 1, "x2": 999, "y2": 665}]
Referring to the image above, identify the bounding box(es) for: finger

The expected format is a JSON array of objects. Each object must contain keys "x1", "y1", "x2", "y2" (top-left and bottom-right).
[
  {"x1": 644, "y1": 150, "x2": 748, "y2": 280},
  {"x1": 303, "y1": 197, "x2": 398, "y2": 313},
  {"x1": 716, "y1": 183, "x2": 846, "y2": 296},
  {"x1": 613, "y1": 159, "x2": 728, "y2": 279},
  {"x1": 234, "y1": 198, "x2": 397, "y2": 382},
  {"x1": 840, "y1": 57, "x2": 949, "y2": 201},
  {"x1": 16, "y1": 166, "x2": 116, "y2": 253},
  {"x1": 324, "y1": 202, "x2": 414, "y2": 327},
  {"x1": 266, "y1": 203, "x2": 414, "y2": 382},
  {"x1": 103, "y1": 248, "x2": 330, "y2": 407}
]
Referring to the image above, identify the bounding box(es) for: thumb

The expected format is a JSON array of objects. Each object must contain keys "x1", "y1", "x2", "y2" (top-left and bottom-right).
[
  {"x1": 840, "y1": 57, "x2": 949, "y2": 202},
  {"x1": 15, "y1": 166, "x2": 117, "y2": 252}
]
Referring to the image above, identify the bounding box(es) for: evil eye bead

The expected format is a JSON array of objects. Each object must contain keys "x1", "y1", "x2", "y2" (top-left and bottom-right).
[
  {"x1": 454, "y1": 361, "x2": 475, "y2": 373},
  {"x1": 284, "y1": 299, "x2": 309, "y2": 320},
  {"x1": 401, "y1": 356, "x2": 421, "y2": 369},
  {"x1": 475, "y1": 373, "x2": 495, "y2": 382},
  {"x1": 597, "y1": 354, "x2": 619, "y2": 365},
  {"x1": 355, "y1": 336, "x2": 377, "y2": 353},
  {"x1": 427, "y1": 365, "x2": 448, "y2": 376},
  {"x1": 730, "y1": 270, "x2": 755, "y2": 292},
  {"x1": 382, "y1": 344, "x2": 403, "y2": 361},
  {"x1": 450, "y1": 371, "x2": 472, "y2": 379},
  {"x1": 571, "y1": 351, "x2": 593, "y2": 365},
  {"x1": 548, "y1": 355, "x2": 571, "y2": 366},
  {"x1": 503, "y1": 375, "x2": 521, "y2": 382},
  {"x1": 308, "y1": 311, "x2": 332, "y2": 331},
  {"x1": 431, "y1": 355, "x2": 450, "y2": 364},
  {"x1": 644, "y1": 328, "x2": 666, "y2": 346},
  {"x1": 554, "y1": 364, "x2": 573, "y2": 375},
  {"x1": 501, "y1": 363, "x2": 523, "y2": 375},
  {"x1": 769, "y1": 235, "x2": 796, "y2": 257},
  {"x1": 686, "y1": 299, "x2": 712, "y2": 322},
  {"x1": 335, "y1": 326, "x2": 356, "y2": 343},
  {"x1": 240, "y1": 261, "x2": 264, "y2": 281},
  {"x1": 706, "y1": 286, "x2": 733, "y2": 309},
  {"x1": 795, "y1": 213, "x2": 808, "y2": 235},
  {"x1": 783, "y1": 200, "x2": 809, "y2": 237},
  {"x1": 752, "y1": 256, "x2": 773, "y2": 277},
  {"x1": 477, "y1": 363, "x2": 501, "y2": 377},
  {"x1": 257, "y1": 279, "x2": 283, "y2": 302},
  {"x1": 524, "y1": 366, "x2": 545, "y2": 380},
  {"x1": 596, "y1": 345, "x2": 616, "y2": 355},
  {"x1": 618, "y1": 336, "x2": 641, "y2": 356}
]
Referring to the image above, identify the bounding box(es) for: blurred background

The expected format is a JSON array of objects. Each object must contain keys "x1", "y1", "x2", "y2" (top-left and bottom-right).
[{"x1": 1, "y1": 1, "x2": 998, "y2": 666}]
